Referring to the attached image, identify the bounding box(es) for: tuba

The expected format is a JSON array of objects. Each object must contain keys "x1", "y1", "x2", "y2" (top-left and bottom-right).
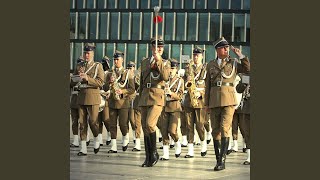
[{"x1": 185, "y1": 59, "x2": 199, "y2": 107}]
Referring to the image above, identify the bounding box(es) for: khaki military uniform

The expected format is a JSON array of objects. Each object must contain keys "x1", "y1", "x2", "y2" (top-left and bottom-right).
[
  {"x1": 205, "y1": 56, "x2": 250, "y2": 140},
  {"x1": 98, "y1": 71, "x2": 112, "y2": 134},
  {"x1": 159, "y1": 75, "x2": 184, "y2": 145},
  {"x1": 184, "y1": 63, "x2": 207, "y2": 143},
  {"x1": 128, "y1": 72, "x2": 142, "y2": 139},
  {"x1": 138, "y1": 57, "x2": 171, "y2": 135},
  {"x1": 236, "y1": 86, "x2": 250, "y2": 149},
  {"x1": 70, "y1": 69, "x2": 81, "y2": 135},
  {"x1": 107, "y1": 67, "x2": 135, "y2": 139},
  {"x1": 76, "y1": 60, "x2": 105, "y2": 140}
]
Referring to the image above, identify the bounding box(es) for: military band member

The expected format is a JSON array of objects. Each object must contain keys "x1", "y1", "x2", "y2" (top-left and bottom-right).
[
  {"x1": 159, "y1": 59, "x2": 184, "y2": 160},
  {"x1": 97, "y1": 56, "x2": 112, "y2": 146},
  {"x1": 76, "y1": 43, "x2": 105, "y2": 156},
  {"x1": 235, "y1": 74, "x2": 251, "y2": 165},
  {"x1": 205, "y1": 37, "x2": 250, "y2": 171},
  {"x1": 106, "y1": 50, "x2": 135, "y2": 153},
  {"x1": 127, "y1": 61, "x2": 143, "y2": 151},
  {"x1": 70, "y1": 56, "x2": 84, "y2": 148},
  {"x1": 183, "y1": 46, "x2": 208, "y2": 158},
  {"x1": 204, "y1": 112, "x2": 212, "y2": 144},
  {"x1": 139, "y1": 36, "x2": 171, "y2": 167}
]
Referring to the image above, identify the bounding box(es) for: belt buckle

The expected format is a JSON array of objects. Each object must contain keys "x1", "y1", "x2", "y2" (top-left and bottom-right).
[
  {"x1": 216, "y1": 81, "x2": 222, "y2": 87},
  {"x1": 147, "y1": 83, "x2": 151, "y2": 88}
]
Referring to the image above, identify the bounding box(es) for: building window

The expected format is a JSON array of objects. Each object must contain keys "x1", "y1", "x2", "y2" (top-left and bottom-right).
[
  {"x1": 151, "y1": 0, "x2": 159, "y2": 7},
  {"x1": 86, "y1": 0, "x2": 95, "y2": 9},
  {"x1": 140, "y1": 0, "x2": 149, "y2": 9},
  {"x1": 176, "y1": 13, "x2": 186, "y2": 41},
  {"x1": 222, "y1": 13, "x2": 232, "y2": 42},
  {"x1": 118, "y1": 0, "x2": 127, "y2": 9},
  {"x1": 231, "y1": 0, "x2": 241, "y2": 10},
  {"x1": 70, "y1": 0, "x2": 74, "y2": 9},
  {"x1": 152, "y1": 12, "x2": 163, "y2": 40},
  {"x1": 78, "y1": 12, "x2": 87, "y2": 39},
  {"x1": 243, "y1": 0, "x2": 250, "y2": 10},
  {"x1": 99, "y1": 12, "x2": 108, "y2": 39},
  {"x1": 142, "y1": 13, "x2": 151, "y2": 40},
  {"x1": 182, "y1": 44, "x2": 192, "y2": 68},
  {"x1": 131, "y1": 13, "x2": 141, "y2": 40},
  {"x1": 205, "y1": 44, "x2": 215, "y2": 62},
  {"x1": 89, "y1": 13, "x2": 97, "y2": 39},
  {"x1": 107, "y1": 0, "x2": 116, "y2": 9},
  {"x1": 246, "y1": 14, "x2": 250, "y2": 42},
  {"x1": 171, "y1": 44, "x2": 180, "y2": 61},
  {"x1": 116, "y1": 43, "x2": 126, "y2": 60},
  {"x1": 121, "y1": 13, "x2": 130, "y2": 40},
  {"x1": 198, "y1": 13, "x2": 209, "y2": 41},
  {"x1": 207, "y1": 0, "x2": 217, "y2": 9},
  {"x1": 219, "y1": 0, "x2": 229, "y2": 9},
  {"x1": 173, "y1": 0, "x2": 182, "y2": 9},
  {"x1": 129, "y1": 0, "x2": 138, "y2": 9},
  {"x1": 70, "y1": 12, "x2": 76, "y2": 39},
  {"x1": 110, "y1": 13, "x2": 119, "y2": 40},
  {"x1": 97, "y1": 0, "x2": 105, "y2": 9},
  {"x1": 138, "y1": 44, "x2": 148, "y2": 65},
  {"x1": 162, "y1": 0, "x2": 171, "y2": 9},
  {"x1": 106, "y1": 43, "x2": 115, "y2": 67},
  {"x1": 76, "y1": 0, "x2": 84, "y2": 9},
  {"x1": 241, "y1": 46, "x2": 250, "y2": 58},
  {"x1": 95, "y1": 43, "x2": 104, "y2": 61},
  {"x1": 209, "y1": 13, "x2": 220, "y2": 41},
  {"x1": 187, "y1": 13, "x2": 197, "y2": 41},
  {"x1": 184, "y1": 0, "x2": 194, "y2": 9},
  {"x1": 164, "y1": 13, "x2": 174, "y2": 41},
  {"x1": 196, "y1": 0, "x2": 206, "y2": 9},
  {"x1": 234, "y1": 14, "x2": 245, "y2": 42},
  {"x1": 73, "y1": 43, "x2": 83, "y2": 65},
  {"x1": 127, "y1": 44, "x2": 137, "y2": 64}
]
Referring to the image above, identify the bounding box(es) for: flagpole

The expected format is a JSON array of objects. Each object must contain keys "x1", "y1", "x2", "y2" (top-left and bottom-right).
[{"x1": 153, "y1": 6, "x2": 160, "y2": 49}]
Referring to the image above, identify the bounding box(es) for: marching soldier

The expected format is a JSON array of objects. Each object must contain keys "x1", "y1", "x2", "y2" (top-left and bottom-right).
[
  {"x1": 106, "y1": 50, "x2": 135, "y2": 153},
  {"x1": 70, "y1": 56, "x2": 84, "y2": 148},
  {"x1": 204, "y1": 112, "x2": 212, "y2": 144},
  {"x1": 205, "y1": 37, "x2": 250, "y2": 171},
  {"x1": 127, "y1": 61, "x2": 143, "y2": 152},
  {"x1": 139, "y1": 36, "x2": 171, "y2": 167},
  {"x1": 183, "y1": 46, "x2": 208, "y2": 158},
  {"x1": 76, "y1": 43, "x2": 105, "y2": 156},
  {"x1": 98, "y1": 56, "x2": 112, "y2": 146},
  {"x1": 159, "y1": 59, "x2": 184, "y2": 160},
  {"x1": 235, "y1": 74, "x2": 251, "y2": 165}
]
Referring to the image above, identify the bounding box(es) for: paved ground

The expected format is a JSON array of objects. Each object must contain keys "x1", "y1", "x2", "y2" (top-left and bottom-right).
[{"x1": 70, "y1": 127, "x2": 250, "y2": 180}]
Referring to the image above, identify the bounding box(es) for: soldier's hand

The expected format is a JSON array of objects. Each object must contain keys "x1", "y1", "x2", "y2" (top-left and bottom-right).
[
  {"x1": 153, "y1": 51, "x2": 162, "y2": 62},
  {"x1": 231, "y1": 45, "x2": 244, "y2": 58},
  {"x1": 116, "y1": 89, "x2": 123, "y2": 94},
  {"x1": 79, "y1": 73, "x2": 88, "y2": 81}
]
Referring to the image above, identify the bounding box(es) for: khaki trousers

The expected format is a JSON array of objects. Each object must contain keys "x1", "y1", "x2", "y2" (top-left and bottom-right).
[
  {"x1": 238, "y1": 114, "x2": 250, "y2": 148},
  {"x1": 70, "y1": 108, "x2": 79, "y2": 135},
  {"x1": 210, "y1": 106, "x2": 235, "y2": 140},
  {"x1": 185, "y1": 107, "x2": 206, "y2": 143},
  {"x1": 79, "y1": 105, "x2": 100, "y2": 140},
  {"x1": 180, "y1": 107, "x2": 188, "y2": 136},
  {"x1": 129, "y1": 107, "x2": 142, "y2": 138},
  {"x1": 141, "y1": 105, "x2": 163, "y2": 135},
  {"x1": 109, "y1": 108, "x2": 129, "y2": 139},
  {"x1": 160, "y1": 112, "x2": 180, "y2": 145}
]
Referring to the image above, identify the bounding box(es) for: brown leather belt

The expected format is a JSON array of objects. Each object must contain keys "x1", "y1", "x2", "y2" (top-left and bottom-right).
[{"x1": 212, "y1": 82, "x2": 234, "y2": 87}]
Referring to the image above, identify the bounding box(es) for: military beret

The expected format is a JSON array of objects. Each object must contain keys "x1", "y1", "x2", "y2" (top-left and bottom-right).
[
  {"x1": 83, "y1": 43, "x2": 96, "y2": 52},
  {"x1": 170, "y1": 58, "x2": 179, "y2": 68},
  {"x1": 127, "y1": 61, "x2": 135, "y2": 68},
  {"x1": 113, "y1": 50, "x2": 124, "y2": 58},
  {"x1": 193, "y1": 46, "x2": 205, "y2": 54},
  {"x1": 213, "y1": 37, "x2": 229, "y2": 49},
  {"x1": 151, "y1": 35, "x2": 165, "y2": 46}
]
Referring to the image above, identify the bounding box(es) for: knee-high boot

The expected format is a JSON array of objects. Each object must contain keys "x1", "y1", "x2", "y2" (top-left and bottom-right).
[
  {"x1": 214, "y1": 137, "x2": 229, "y2": 171},
  {"x1": 148, "y1": 132, "x2": 159, "y2": 167},
  {"x1": 141, "y1": 136, "x2": 150, "y2": 167}
]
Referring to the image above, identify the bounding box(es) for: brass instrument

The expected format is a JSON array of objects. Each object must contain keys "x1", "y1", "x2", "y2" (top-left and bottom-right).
[
  {"x1": 110, "y1": 71, "x2": 122, "y2": 101},
  {"x1": 185, "y1": 59, "x2": 199, "y2": 107}
]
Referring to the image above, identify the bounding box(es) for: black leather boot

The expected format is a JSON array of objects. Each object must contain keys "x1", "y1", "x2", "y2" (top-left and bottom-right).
[
  {"x1": 141, "y1": 136, "x2": 150, "y2": 167},
  {"x1": 148, "y1": 132, "x2": 159, "y2": 167},
  {"x1": 213, "y1": 140, "x2": 220, "y2": 162},
  {"x1": 214, "y1": 137, "x2": 229, "y2": 171}
]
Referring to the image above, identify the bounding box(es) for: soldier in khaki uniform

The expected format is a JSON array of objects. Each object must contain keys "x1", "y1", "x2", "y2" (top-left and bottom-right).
[
  {"x1": 204, "y1": 37, "x2": 250, "y2": 171},
  {"x1": 97, "y1": 56, "x2": 112, "y2": 146},
  {"x1": 183, "y1": 46, "x2": 208, "y2": 158},
  {"x1": 106, "y1": 50, "x2": 135, "y2": 153},
  {"x1": 127, "y1": 61, "x2": 143, "y2": 151},
  {"x1": 70, "y1": 56, "x2": 84, "y2": 148},
  {"x1": 159, "y1": 59, "x2": 184, "y2": 160},
  {"x1": 139, "y1": 36, "x2": 171, "y2": 167},
  {"x1": 235, "y1": 74, "x2": 251, "y2": 165},
  {"x1": 76, "y1": 43, "x2": 105, "y2": 156}
]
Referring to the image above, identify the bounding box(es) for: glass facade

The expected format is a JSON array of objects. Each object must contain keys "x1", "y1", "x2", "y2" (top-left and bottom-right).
[{"x1": 70, "y1": 0, "x2": 250, "y2": 69}]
